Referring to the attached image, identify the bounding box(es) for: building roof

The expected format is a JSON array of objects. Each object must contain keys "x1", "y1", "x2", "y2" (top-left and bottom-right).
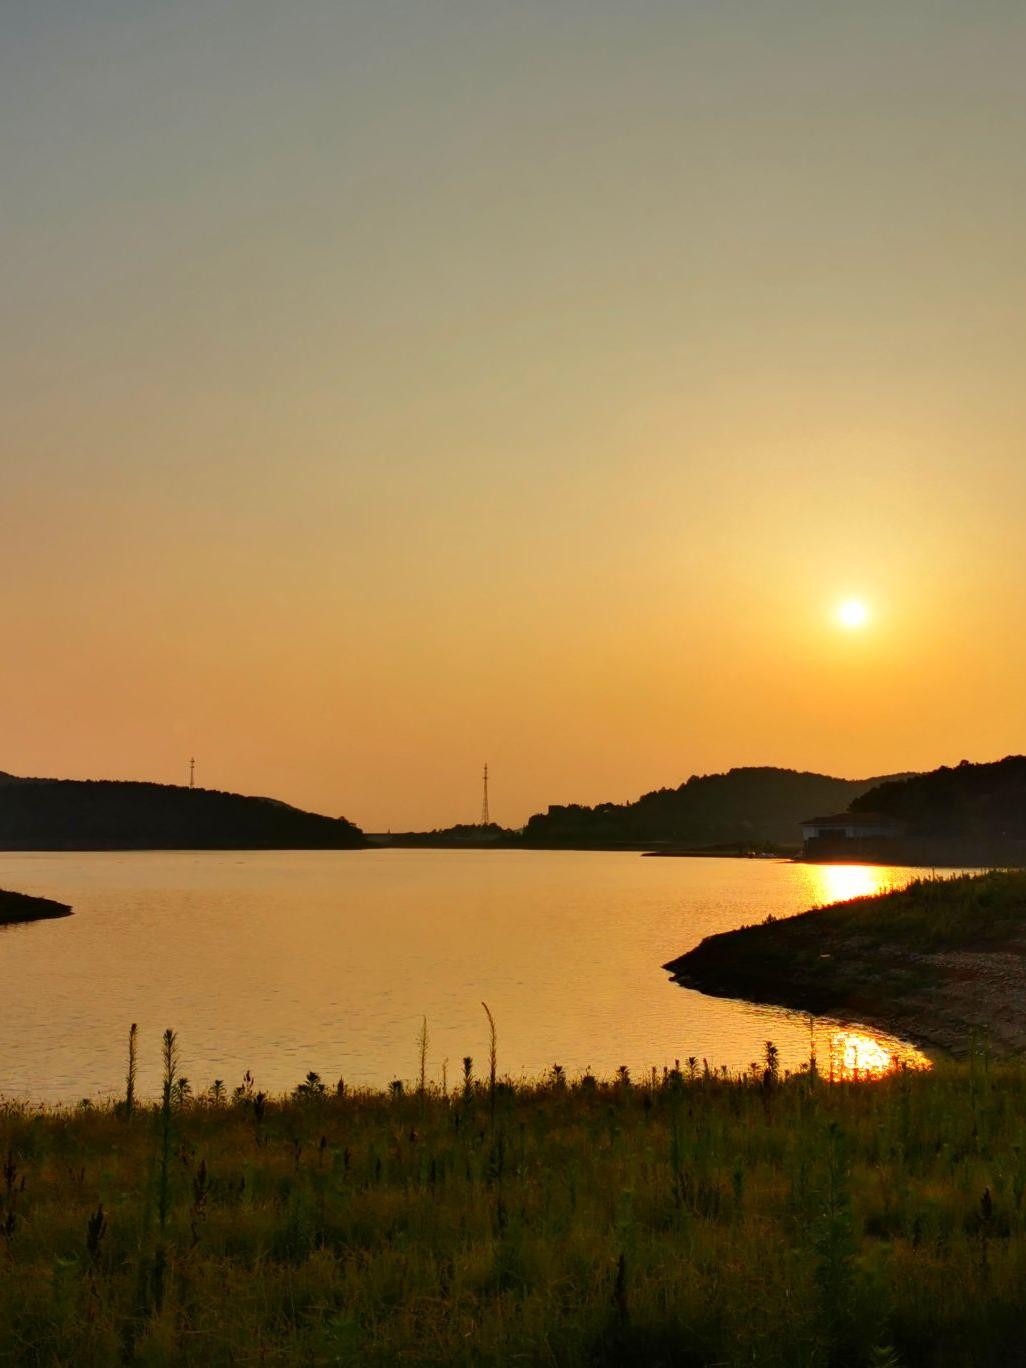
[{"x1": 801, "y1": 811, "x2": 901, "y2": 828}]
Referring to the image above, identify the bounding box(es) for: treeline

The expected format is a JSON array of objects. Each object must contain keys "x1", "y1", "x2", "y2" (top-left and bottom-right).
[
  {"x1": 12, "y1": 757, "x2": 1024, "y2": 856},
  {"x1": 381, "y1": 823, "x2": 512, "y2": 847},
  {"x1": 0, "y1": 775, "x2": 366, "y2": 850},
  {"x1": 519, "y1": 766, "x2": 906, "y2": 849}
]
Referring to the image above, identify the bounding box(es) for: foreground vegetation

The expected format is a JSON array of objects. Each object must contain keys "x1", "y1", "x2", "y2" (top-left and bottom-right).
[
  {"x1": 4, "y1": 1033, "x2": 1026, "y2": 1366},
  {"x1": 668, "y1": 870, "x2": 1026, "y2": 1057}
]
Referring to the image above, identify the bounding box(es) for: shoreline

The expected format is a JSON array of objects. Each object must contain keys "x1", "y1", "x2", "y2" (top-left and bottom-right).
[
  {"x1": 666, "y1": 958, "x2": 961, "y2": 1061},
  {"x1": 664, "y1": 871, "x2": 1026, "y2": 1060},
  {"x1": 0, "y1": 888, "x2": 72, "y2": 926}
]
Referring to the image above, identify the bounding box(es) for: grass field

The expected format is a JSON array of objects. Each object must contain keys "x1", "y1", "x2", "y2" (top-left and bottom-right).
[{"x1": 2, "y1": 1031, "x2": 1026, "y2": 1366}]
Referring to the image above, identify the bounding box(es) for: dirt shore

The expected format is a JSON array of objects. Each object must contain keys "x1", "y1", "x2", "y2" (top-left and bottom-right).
[{"x1": 664, "y1": 874, "x2": 1026, "y2": 1059}]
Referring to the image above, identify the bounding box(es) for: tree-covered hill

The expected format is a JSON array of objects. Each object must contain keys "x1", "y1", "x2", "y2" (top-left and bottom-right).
[
  {"x1": 851, "y1": 755, "x2": 1026, "y2": 840},
  {"x1": 520, "y1": 766, "x2": 909, "y2": 849},
  {"x1": 0, "y1": 775, "x2": 366, "y2": 850}
]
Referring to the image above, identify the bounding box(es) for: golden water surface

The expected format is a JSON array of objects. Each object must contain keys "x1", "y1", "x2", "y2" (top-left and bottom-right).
[{"x1": 0, "y1": 851, "x2": 934, "y2": 1101}]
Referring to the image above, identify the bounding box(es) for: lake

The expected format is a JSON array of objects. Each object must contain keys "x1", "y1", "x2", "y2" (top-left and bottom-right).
[{"x1": 0, "y1": 849, "x2": 934, "y2": 1101}]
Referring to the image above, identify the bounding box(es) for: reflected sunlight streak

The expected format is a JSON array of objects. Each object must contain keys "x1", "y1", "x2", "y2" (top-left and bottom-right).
[
  {"x1": 807, "y1": 863, "x2": 898, "y2": 907},
  {"x1": 820, "y1": 1027, "x2": 929, "y2": 1080}
]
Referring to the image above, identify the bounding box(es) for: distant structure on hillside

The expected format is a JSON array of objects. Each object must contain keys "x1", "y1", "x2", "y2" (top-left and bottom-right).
[
  {"x1": 801, "y1": 812, "x2": 903, "y2": 860},
  {"x1": 480, "y1": 763, "x2": 490, "y2": 827}
]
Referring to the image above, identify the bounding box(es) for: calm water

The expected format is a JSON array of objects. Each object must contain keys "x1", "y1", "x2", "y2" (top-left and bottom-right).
[{"x1": 0, "y1": 849, "x2": 934, "y2": 1101}]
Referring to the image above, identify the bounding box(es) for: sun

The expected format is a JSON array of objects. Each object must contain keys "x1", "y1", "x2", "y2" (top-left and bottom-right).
[{"x1": 836, "y1": 598, "x2": 870, "y2": 630}]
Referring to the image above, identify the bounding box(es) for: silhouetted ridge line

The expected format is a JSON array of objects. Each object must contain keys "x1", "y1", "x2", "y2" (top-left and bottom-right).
[
  {"x1": 518, "y1": 765, "x2": 912, "y2": 850},
  {"x1": 0, "y1": 774, "x2": 366, "y2": 850}
]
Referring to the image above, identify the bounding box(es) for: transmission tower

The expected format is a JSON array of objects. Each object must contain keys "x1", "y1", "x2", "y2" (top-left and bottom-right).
[{"x1": 480, "y1": 763, "x2": 490, "y2": 827}]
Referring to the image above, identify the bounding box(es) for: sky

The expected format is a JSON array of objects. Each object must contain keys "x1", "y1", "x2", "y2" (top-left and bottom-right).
[{"x1": 3, "y1": 1, "x2": 1026, "y2": 831}]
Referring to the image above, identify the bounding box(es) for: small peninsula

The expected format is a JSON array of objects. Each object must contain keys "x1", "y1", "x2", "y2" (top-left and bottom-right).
[
  {"x1": 0, "y1": 888, "x2": 72, "y2": 926},
  {"x1": 665, "y1": 870, "x2": 1026, "y2": 1059}
]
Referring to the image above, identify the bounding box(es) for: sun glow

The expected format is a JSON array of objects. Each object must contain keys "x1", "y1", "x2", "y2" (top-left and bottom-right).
[
  {"x1": 836, "y1": 598, "x2": 870, "y2": 629},
  {"x1": 806, "y1": 863, "x2": 897, "y2": 908},
  {"x1": 823, "y1": 1029, "x2": 928, "y2": 1080}
]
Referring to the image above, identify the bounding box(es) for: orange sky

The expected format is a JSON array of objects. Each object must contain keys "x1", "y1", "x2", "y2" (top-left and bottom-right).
[{"x1": 4, "y1": 4, "x2": 1026, "y2": 829}]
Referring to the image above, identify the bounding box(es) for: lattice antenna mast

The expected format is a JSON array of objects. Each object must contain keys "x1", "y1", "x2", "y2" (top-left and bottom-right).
[
  {"x1": 480, "y1": 763, "x2": 490, "y2": 827},
  {"x1": 189, "y1": 757, "x2": 195, "y2": 789}
]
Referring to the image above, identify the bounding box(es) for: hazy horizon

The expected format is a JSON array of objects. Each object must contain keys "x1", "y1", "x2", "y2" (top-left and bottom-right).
[{"x1": 5, "y1": 2, "x2": 1026, "y2": 829}]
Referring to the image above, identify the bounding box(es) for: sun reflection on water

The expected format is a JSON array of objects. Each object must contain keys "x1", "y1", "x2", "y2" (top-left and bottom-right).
[
  {"x1": 792, "y1": 865, "x2": 932, "y2": 1078},
  {"x1": 806, "y1": 863, "x2": 899, "y2": 908},
  {"x1": 816, "y1": 1026, "x2": 929, "y2": 1081}
]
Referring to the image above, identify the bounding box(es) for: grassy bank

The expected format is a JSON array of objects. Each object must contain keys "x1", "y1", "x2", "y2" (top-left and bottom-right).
[
  {"x1": 4, "y1": 1044, "x2": 1026, "y2": 1365},
  {"x1": 666, "y1": 870, "x2": 1026, "y2": 1058},
  {"x1": 0, "y1": 888, "x2": 71, "y2": 926}
]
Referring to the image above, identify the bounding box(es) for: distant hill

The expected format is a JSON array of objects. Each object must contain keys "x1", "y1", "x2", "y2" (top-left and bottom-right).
[
  {"x1": 851, "y1": 756, "x2": 1026, "y2": 846},
  {"x1": 520, "y1": 766, "x2": 911, "y2": 850},
  {"x1": 0, "y1": 775, "x2": 367, "y2": 850}
]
